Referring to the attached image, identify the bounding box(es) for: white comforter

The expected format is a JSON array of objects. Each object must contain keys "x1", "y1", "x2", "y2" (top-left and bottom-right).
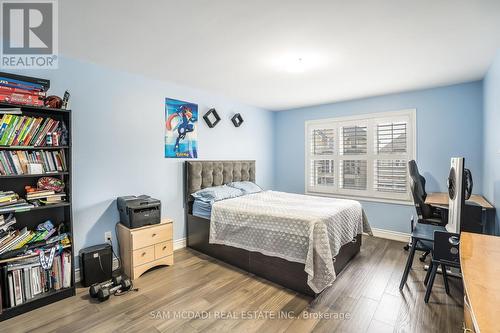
[{"x1": 209, "y1": 191, "x2": 372, "y2": 293}]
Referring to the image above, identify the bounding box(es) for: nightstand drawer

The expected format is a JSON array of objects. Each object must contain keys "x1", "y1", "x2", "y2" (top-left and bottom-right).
[
  {"x1": 133, "y1": 245, "x2": 155, "y2": 266},
  {"x1": 155, "y1": 241, "x2": 173, "y2": 259},
  {"x1": 131, "y1": 223, "x2": 172, "y2": 249}
]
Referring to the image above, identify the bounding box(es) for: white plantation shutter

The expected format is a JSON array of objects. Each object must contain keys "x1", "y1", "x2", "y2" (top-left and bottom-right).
[
  {"x1": 340, "y1": 125, "x2": 367, "y2": 155},
  {"x1": 307, "y1": 127, "x2": 336, "y2": 191},
  {"x1": 312, "y1": 128, "x2": 334, "y2": 155},
  {"x1": 310, "y1": 160, "x2": 335, "y2": 187},
  {"x1": 374, "y1": 160, "x2": 408, "y2": 193},
  {"x1": 340, "y1": 160, "x2": 367, "y2": 190},
  {"x1": 374, "y1": 119, "x2": 412, "y2": 198},
  {"x1": 339, "y1": 125, "x2": 368, "y2": 191},
  {"x1": 305, "y1": 110, "x2": 415, "y2": 202},
  {"x1": 376, "y1": 122, "x2": 407, "y2": 154}
]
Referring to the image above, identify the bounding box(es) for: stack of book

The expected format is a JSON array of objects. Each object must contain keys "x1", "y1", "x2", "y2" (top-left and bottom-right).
[
  {"x1": 26, "y1": 190, "x2": 66, "y2": 206},
  {"x1": 0, "y1": 227, "x2": 32, "y2": 254},
  {"x1": 0, "y1": 191, "x2": 33, "y2": 213},
  {"x1": 0, "y1": 114, "x2": 62, "y2": 147},
  {"x1": 0, "y1": 213, "x2": 16, "y2": 233},
  {"x1": 0, "y1": 72, "x2": 50, "y2": 107},
  {"x1": 2, "y1": 251, "x2": 71, "y2": 308},
  {"x1": 0, "y1": 149, "x2": 67, "y2": 175}
]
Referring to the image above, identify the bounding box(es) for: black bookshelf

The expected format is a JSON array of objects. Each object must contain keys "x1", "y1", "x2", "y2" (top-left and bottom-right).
[{"x1": 0, "y1": 104, "x2": 74, "y2": 321}]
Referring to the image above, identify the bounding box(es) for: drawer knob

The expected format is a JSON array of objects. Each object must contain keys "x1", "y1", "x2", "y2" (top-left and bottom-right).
[
  {"x1": 163, "y1": 246, "x2": 167, "y2": 250},
  {"x1": 142, "y1": 252, "x2": 146, "y2": 257},
  {"x1": 152, "y1": 233, "x2": 157, "y2": 237}
]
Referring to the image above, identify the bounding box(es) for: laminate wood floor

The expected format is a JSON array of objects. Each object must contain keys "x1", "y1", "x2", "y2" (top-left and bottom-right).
[{"x1": 2, "y1": 236, "x2": 463, "y2": 333}]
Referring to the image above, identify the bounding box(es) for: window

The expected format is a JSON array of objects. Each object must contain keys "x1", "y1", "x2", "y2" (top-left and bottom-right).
[{"x1": 305, "y1": 109, "x2": 416, "y2": 202}]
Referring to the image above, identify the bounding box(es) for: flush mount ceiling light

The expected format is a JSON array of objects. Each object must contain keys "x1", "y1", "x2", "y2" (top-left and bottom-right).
[{"x1": 269, "y1": 52, "x2": 328, "y2": 74}]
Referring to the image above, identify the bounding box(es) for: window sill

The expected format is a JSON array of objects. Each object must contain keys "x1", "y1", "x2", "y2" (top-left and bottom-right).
[{"x1": 305, "y1": 191, "x2": 414, "y2": 206}]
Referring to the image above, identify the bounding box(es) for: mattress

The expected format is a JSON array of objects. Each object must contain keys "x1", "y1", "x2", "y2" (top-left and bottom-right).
[
  {"x1": 209, "y1": 190, "x2": 372, "y2": 293},
  {"x1": 192, "y1": 199, "x2": 213, "y2": 219}
]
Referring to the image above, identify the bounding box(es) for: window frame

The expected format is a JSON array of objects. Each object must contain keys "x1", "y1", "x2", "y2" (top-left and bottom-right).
[{"x1": 304, "y1": 109, "x2": 416, "y2": 205}]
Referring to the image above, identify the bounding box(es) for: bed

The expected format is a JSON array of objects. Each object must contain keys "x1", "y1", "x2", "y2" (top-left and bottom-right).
[{"x1": 185, "y1": 160, "x2": 370, "y2": 296}]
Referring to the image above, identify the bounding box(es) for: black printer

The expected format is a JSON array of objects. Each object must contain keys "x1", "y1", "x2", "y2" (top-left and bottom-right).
[{"x1": 117, "y1": 195, "x2": 161, "y2": 229}]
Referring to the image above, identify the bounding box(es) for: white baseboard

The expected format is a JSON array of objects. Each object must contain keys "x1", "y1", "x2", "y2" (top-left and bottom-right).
[
  {"x1": 369, "y1": 228, "x2": 410, "y2": 243},
  {"x1": 173, "y1": 237, "x2": 186, "y2": 250},
  {"x1": 75, "y1": 238, "x2": 187, "y2": 283}
]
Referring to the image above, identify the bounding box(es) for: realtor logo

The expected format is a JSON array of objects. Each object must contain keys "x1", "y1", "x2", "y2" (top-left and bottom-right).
[{"x1": 1, "y1": 0, "x2": 58, "y2": 69}]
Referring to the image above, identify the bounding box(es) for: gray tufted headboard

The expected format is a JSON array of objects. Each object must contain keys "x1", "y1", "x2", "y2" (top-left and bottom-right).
[{"x1": 185, "y1": 160, "x2": 255, "y2": 202}]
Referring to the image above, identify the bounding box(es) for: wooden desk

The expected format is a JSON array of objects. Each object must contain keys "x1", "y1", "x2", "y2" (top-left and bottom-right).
[
  {"x1": 460, "y1": 232, "x2": 500, "y2": 333},
  {"x1": 425, "y1": 192, "x2": 494, "y2": 209}
]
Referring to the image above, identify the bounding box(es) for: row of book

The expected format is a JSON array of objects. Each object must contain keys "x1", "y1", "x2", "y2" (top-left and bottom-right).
[
  {"x1": 0, "y1": 149, "x2": 67, "y2": 176},
  {"x1": 0, "y1": 191, "x2": 33, "y2": 213},
  {"x1": 1, "y1": 251, "x2": 71, "y2": 308},
  {"x1": 0, "y1": 72, "x2": 49, "y2": 107},
  {"x1": 0, "y1": 114, "x2": 63, "y2": 147}
]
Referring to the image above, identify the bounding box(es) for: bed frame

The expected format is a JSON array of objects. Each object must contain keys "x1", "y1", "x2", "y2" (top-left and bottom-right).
[{"x1": 184, "y1": 160, "x2": 361, "y2": 296}]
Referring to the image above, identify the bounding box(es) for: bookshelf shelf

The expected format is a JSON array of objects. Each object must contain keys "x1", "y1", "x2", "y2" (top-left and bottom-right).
[
  {"x1": 0, "y1": 287, "x2": 74, "y2": 320},
  {"x1": 0, "y1": 245, "x2": 71, "y2": 264},
  {"x1": 0, "y1": 102, "x2": 70, "y2": 114},
  {"x1": 0, "y1": 202, "x2": 70, "y2": 215},
  {"x1": 0, "y1": 103, "x2": 73, "y2": 320},
  {"x1": 0, "y1": 172, "x2": 68, "y2": 179},
  {"x1": 0, "y1": 146, "x2": 69, "y2": 150}
]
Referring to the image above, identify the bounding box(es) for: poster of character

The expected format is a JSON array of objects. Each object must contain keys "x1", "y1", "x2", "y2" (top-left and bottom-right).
[{"x1": 165, "y1": 98, "x2": 198, "y2": 158}]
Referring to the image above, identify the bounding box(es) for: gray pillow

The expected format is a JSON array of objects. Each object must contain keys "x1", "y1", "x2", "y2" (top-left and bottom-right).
[
  {"x1": 228, "y1": 181, "x2": 262, "y2": 194},
  {"x1": 191, "y1": 185, "x2": 243, "y2": 203}
]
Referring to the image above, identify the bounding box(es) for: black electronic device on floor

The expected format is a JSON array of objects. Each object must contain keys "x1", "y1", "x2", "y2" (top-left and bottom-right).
[{"x1": 79, "y1": 244, "x2": 113, "y2": 287}]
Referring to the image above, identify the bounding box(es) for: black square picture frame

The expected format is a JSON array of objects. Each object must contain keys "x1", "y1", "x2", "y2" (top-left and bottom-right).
[
  {"x1": 231, "y1": 113, "x2": 244, "y2": 127},
  {"x1": 203, "y1": 108, "x2": 221, "y2": 128}
]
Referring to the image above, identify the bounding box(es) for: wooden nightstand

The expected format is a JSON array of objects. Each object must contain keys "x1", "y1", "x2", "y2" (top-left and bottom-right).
[{"x1": 116, "y1": 218, "x2": 174, "y2": 279}]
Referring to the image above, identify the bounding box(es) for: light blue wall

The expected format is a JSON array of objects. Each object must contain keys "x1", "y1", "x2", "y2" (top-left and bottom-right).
[
  {"x1": 483, "y1": 50, "x2": 500, "y2": 235},
  {"x1": 274, "y1": 82, "x2": 484, "y2": 233},
  {"x1": 17, "y1": 57, "x2": 274, "y2": 264}
]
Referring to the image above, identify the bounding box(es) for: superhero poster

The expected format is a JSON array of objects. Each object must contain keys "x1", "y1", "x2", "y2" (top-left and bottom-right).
[{"x1": 165, "y1": 98, "x2": 198, "y2": 158}]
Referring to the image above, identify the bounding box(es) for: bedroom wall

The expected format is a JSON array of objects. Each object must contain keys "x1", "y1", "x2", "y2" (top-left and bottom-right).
[
  {"x1": 16, "y1": 57, "x2": 274, "y2": 264},
  {"x1": 483, "y1": 49, "x2": 500, "y2": 235},
  {"x1": 273, "y1": 81, "x2": 484, "y2": 234}
]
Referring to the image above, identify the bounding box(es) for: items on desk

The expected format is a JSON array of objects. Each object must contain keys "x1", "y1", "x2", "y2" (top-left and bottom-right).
[{"x1": 446, "y1": 157, "x2": 473, "y2": 234}]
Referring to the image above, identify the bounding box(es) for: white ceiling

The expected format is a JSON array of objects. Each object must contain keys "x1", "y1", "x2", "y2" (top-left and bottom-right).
[{"x1": 60, "y1": 0, "x2": 500, "y2": 110}]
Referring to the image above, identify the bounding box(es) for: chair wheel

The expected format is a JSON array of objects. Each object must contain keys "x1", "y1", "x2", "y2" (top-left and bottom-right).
[
  {"x1": 403, "y1": 245, "x2": 409, "y2": 251},
  {"x1": 419, "y1": 256, "x2": 426, "y2": 262}
]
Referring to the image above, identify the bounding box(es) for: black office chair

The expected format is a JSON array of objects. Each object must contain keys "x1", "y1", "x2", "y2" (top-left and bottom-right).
[
  {"x1": 408, "y1": 160, "x2": 448, "y2": 227},
  {"x1": 406, "y1": 160, "x2": 448, "y2": 262},
  {"x1": 424, "y1": 231, "x2": 461, "y2": 303}
]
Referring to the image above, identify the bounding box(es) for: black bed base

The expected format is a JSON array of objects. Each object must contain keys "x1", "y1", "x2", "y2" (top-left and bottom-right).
[{"x1": 186, "y1": 213, "x2": 362, "y2": 297}]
